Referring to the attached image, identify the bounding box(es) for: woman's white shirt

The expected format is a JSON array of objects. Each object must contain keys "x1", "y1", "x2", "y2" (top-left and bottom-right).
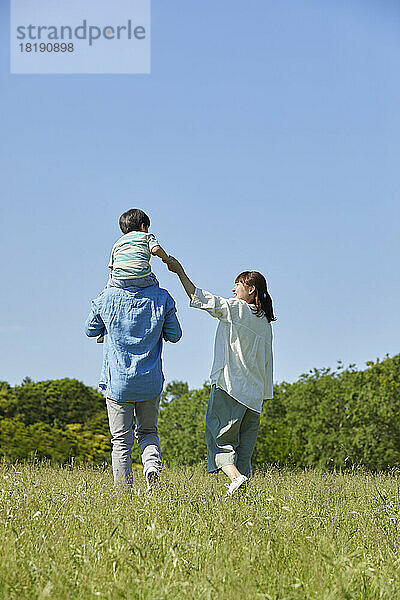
[{"x1": 190, "y1": 288, "x2": 273, "y2": 413}]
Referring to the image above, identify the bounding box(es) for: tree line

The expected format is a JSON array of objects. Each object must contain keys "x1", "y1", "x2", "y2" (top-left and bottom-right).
[{"x1": 1, "y1": 354, "x2": 399, "y2": 470}]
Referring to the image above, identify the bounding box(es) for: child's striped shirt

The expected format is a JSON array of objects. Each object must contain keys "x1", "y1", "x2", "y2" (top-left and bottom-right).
[{"x1": 108, "y1": 232, "x2": 159, "y2": 279}]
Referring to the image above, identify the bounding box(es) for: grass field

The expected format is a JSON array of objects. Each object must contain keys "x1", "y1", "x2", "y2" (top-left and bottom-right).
[{"x1": 1, "y1": 461, "x2": 400, "y2": 600}]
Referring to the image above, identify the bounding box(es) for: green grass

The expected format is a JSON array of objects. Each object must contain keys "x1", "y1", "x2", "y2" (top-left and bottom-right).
[{"x1": 1, "y1": 461, "x2": 400, "y2": 599}]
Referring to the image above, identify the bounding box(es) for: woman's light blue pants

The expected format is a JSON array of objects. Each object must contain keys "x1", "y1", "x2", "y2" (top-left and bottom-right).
[{"x1": 205, "y1": 386, "x2": 261, "y2": 477}]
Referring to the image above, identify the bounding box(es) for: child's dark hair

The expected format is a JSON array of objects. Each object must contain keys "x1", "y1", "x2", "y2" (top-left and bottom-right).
[
  {"x1": 235, "y1": 271, "x2": 276, "y2": 322},
  {"x1": 119, "y1": 209, "x2": 150, "y2": 234}
]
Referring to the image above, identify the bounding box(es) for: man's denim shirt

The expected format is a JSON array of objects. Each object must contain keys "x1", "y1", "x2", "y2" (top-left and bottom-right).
[{"x1": 85, "y1": 283, "x2": 182, "y2": 402}]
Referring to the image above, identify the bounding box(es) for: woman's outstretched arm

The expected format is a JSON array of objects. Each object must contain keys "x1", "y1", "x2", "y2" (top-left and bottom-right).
[
  {"x1": 167, "y1": 256, "x2": 196, "y2": 299},
  {"x1": 167, "y1": 256, "x2": 230, "y2": 321}
]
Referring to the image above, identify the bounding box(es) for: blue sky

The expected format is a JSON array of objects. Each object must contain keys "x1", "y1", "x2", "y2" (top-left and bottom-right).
[{"x1": 1, "y1": 0, "x2": 399, "y2": 390}]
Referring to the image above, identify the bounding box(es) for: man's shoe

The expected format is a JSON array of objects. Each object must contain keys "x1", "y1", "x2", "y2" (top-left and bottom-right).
[
  {"x1": 146, "y1": 468, "x2": 161, "y2": 491},
  {"x1": 225, "y1": 475, "x2": 248, "y2": 499}
]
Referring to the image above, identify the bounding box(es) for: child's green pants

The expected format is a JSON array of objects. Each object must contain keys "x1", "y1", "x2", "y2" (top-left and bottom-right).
[{"x1": 205, "y1": 385, "x2": 261, "y2": 477}]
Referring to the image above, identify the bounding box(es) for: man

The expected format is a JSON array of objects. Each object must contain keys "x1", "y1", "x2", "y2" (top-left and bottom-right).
[{"x1": 85, "y1": 279, "x2": 182, "y2": 488}]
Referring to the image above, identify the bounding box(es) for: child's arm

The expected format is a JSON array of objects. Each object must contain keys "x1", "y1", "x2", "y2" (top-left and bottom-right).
[{"x1": 151, "y1": 244, "x2": 171, "y2": 264}]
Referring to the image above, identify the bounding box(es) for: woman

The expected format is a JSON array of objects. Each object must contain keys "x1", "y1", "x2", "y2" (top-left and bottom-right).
[{"x1": 167, "y1": 257, "x2": 275, "y2": 497}]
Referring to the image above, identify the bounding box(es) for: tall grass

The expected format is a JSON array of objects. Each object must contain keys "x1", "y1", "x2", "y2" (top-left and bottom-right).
[{"x1": 1, "y1": 460, "x2": 400, "y2": 599}]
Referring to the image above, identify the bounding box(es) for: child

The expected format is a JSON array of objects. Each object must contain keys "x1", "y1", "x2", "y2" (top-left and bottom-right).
[{"x1": 97, "y1": 208, "x2": 171, "y2": 343}]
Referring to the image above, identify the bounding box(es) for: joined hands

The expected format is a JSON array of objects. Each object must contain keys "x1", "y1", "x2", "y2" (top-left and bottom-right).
[{"x1": 166, "y1": 256, "x2": 183, "y2": 274}]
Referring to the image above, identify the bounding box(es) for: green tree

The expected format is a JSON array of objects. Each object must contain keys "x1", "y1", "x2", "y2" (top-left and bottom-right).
[
  {"x1": 1, "y1": 378, "x2": 105, "y2": 426},
  {"x1": 159, "y1": 383, "x2": 209, "y2": 465},
  {"x1": 1, "y1": 355, "x2": 400, "y2": 470}
]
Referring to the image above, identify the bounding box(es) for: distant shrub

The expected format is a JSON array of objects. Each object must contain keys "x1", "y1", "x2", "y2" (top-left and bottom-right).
[{"x1": 1, "y1": 355, "x2": 399, "y2": 470}]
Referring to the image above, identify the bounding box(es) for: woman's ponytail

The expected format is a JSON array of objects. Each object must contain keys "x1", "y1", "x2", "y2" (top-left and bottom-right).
[{"x1": 235, "y1": 271, "x2": 276, "y2": 322}]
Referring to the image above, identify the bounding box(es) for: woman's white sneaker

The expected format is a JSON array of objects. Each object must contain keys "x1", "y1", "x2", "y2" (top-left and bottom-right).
[{"x1": 225, "y1": 475, "x2": 249, "y2": 498}]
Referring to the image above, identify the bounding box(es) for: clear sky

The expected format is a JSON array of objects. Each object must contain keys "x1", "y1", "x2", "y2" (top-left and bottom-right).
[{"x1": 1, "y1": 0, "x2": 399, "y2": 391}]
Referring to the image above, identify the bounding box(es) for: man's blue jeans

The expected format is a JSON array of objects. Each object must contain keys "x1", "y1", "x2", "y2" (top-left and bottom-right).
[{"x1": 106, "y1": 396, "x2": 162, "y2": 485}]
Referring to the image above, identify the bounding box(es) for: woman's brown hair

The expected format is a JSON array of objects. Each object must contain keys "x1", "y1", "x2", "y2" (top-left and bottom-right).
[{"x1": 235, "y1": 271, "x2": 276, "y2": 322}]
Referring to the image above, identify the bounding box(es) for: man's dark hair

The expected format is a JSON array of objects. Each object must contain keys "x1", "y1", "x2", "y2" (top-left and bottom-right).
[{"x1": 119, "y1": 209, "x2": 150, "y2": 234}]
